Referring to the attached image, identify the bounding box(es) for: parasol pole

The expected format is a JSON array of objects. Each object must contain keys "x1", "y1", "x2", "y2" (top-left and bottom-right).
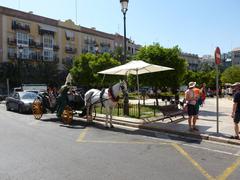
[{"x1": 136, "y1": 69, "x2": 140, "y2": 104}]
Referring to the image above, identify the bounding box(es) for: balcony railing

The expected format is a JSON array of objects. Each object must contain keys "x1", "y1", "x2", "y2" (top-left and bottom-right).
[
  {"x1": 65, "y1": 47, "x2": 77, "y2": 54},
  {"x1": 36, "y1": 43, "x2": 43, "y2": 49},
  {"x1": 84, "y1": 39, "x2": 96, "y2": 45},
  {"x1": 100, "y1": 42, "x2": 111, "y2": 47},
  {"x1": 29, "y1": 39, "x2": 36, "y2": 48},
  {"x1": 7, "y1": 38, "x2": 17, "y2": 46},
  {"x1": 53, "y1": 45, "x2": 59, "y2": 51},
  {"x1": 12, "y1": 21, "x2": 30, "y2": 32},
  {"x1": 8, "y1": 53, "x2": 16, "y2": 60}
]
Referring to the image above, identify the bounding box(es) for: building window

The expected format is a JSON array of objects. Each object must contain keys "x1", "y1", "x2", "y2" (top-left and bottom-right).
[
  {"x1": 17, "y1": 47, "x2": 29, "y2": 59},
  {"x1": 16, "y1": 32, "x2": 29, "y2": 46},
  {"x1": 43, "y1": 49, "x2": 53, "y2": 61},
  {"x1": 43, "y1": 35, "x2": 53, "y2": 49},
  {"x1": 65, "y1": 30, "x2": 75, "y2": 41}
]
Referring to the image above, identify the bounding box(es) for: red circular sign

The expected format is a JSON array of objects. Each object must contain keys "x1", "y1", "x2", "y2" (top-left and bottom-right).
[{"x1": 215, "y1": 47, "x2": 221, "y2": 65}]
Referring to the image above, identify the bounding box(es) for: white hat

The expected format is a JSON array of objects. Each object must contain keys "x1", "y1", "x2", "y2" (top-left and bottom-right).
[{"x1": 188, "y1": 81, "x2": 196, "y2": 88}]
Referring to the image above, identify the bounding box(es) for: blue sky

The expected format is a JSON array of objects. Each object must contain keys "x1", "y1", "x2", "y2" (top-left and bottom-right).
[{"x1": 1, "y1": 0, "x2": 240, "y2": 56}]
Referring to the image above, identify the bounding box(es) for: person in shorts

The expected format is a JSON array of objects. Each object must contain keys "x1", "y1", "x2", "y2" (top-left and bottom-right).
[
  {"x1": 185, "y1": 82, "x2": 198, "y2": 131},
  {"x1": 231, "y1": 82, "x2": 240, "y2": 139}
]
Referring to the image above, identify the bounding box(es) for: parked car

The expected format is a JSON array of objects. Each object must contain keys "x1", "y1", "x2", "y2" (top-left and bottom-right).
[{"x1": 6, "y1": 91, "x2": 37, "y2": 113}]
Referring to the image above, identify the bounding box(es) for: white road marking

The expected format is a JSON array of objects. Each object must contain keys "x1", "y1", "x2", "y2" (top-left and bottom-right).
[{"x1": 182, "y1": 143, "x2": 240, "y2": 157}]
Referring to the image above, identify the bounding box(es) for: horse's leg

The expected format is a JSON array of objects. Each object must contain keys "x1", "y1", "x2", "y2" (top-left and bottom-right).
[
  {"x1": 109, "y1": 107, "x2": 114, "y2": 128},
  {"x1": 89, "y1": 105, "x2": 93, "y2": 122},
  {"x1": 86, "y1": 105, "x2": 90, "y2": 121},
  {"x1": 105, "y1": 107, "x2": 109, "y2": 128}
]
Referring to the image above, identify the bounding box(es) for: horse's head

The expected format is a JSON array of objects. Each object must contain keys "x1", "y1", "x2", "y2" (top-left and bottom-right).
[{"x1": 119, "y1": 80, "x2": 128, "y2": 95}]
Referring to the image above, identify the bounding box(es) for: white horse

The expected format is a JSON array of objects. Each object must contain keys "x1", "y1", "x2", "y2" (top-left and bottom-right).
[{"x1": 84, "y1": 80, "x2": 127, "y2": 128}]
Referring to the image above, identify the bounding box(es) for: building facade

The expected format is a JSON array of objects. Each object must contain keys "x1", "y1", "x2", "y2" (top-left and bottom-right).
[
  {"x1": 231, "y1": 47, "x2": 240, "y2": 66},
  {"x1": 180, "y1": 52, "x2": 200, "y2": 71},
  {"x1": 0, "y1": 6, "x2": 140, "y2": 69}
]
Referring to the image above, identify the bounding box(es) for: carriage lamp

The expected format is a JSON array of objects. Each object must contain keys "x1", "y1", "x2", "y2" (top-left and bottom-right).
[{"x1": 120, "y1": 0, "x2": 129, "y2": 115}]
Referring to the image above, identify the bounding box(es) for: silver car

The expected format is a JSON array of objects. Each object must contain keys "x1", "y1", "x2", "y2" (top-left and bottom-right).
[{"x1": 6, "y1": 91, "x2": 37, "y2": 113}]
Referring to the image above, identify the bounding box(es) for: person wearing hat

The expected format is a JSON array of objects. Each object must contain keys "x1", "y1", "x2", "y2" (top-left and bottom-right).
[
  {"x1": 231, "y1": 82, "x2": 240, "y2": 139},
  {"x1": 56, "y1": 82, "x2": 72, "y2": 118},
  {"x1": 185, "y1": 81, "x2": 198, "y2": 131}
]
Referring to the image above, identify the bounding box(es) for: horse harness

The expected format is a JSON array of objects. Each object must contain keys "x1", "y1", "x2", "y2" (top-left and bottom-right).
[{"x1": 87, "y1": 82, "x2": 125, "y2": 107}]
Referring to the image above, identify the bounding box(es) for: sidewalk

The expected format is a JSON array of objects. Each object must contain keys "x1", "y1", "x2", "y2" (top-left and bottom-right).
[{"x1": 94, "y1": 97, "x2": 240, "y2": 146}]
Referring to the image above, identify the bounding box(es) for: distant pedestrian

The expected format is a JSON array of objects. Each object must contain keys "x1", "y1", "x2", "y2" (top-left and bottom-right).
[
  {"x1": 185, "y1": 82, "x2": 198, "y2": 131},
  {"x1": 230, "y1": 82, "x2": 240, "y2": 140},
  {"x1": 193, "y1": 86, "x2": 201, "y2": 119},
  {"x1": 200, "y1": 83, "x2": 206, "y2": 104}
]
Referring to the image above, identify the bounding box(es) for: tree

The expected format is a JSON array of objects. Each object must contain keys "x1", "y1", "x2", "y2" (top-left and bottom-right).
[
  {"x1": 134, "y1": 44, "x2": 187, "y2": 91},
  {"x1": 70, "y1": 53, "x2": 120, "y2": 88},
  {"x1": 183, "y1": 70, "x2": 217, "y2": 89},
  {"x1": 221, "y1": 66, "x2": 240, "y2": 84}
]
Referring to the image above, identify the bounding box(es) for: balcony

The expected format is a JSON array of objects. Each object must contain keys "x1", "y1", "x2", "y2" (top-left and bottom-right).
[
  {"x1": 8, "y1": 53, "x2": 16, "y2": 60},
  {"x1": 65, "y1": 47, "x2": 77, "y2": 54},
  {"x1": 84, "y1": 39, "x2": 96, "y2": 45},
  {"x1": 12, "y1": 21, "x2": 30, "y2": 32},
  {"x1": 82, "y1": 49, "x2": 88, "y2": 53},
  {"x1": 36, "y1": 43, "x2": 43, "y2": 49},
  {"x1": 29, "y1": 39, "x2": 36, "y2": 48},
  {"x1": 54, "y1": 56, "x2": 59, "y2": 63},
  {"x1": 100, "y1": 42, "x2": 111, "y2": 47},
  {"x1": 53, "y1": 45, "x2": 59, "y2": 51},
  {"x1": 7, "y1": 38, "x2": 16, "y2": 46}
]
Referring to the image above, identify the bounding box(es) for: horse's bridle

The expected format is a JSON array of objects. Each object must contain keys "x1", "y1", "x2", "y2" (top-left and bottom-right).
[{"x1": 119, "y1": 81, "x2": 127, "y2": 95}]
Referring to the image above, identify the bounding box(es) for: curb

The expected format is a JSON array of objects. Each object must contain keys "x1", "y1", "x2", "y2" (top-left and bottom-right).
[
  {"x1": 93, "y1": 116, "x2": 240, "y2": 146},
  {"x1": 140, "y1": 125, "x2": 240, "y2": 146}
]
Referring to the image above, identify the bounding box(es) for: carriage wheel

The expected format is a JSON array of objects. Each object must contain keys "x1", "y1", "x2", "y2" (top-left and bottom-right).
[
  {"x1": 32, "y1": 98, "x2": 43, "y2": 120},
  {"x1": 61, "y1": 105, "x2": 73, "y2": 124}
]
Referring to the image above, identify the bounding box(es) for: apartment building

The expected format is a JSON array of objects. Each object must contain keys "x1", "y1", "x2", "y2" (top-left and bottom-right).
[
  {"x1": 180, "y1": 52, "x2": 200, "y2": 71},
  {"x1": 231, "y1": 47, "x2": 240, "y2": 65},
  {"x1": 0, "y1": 6, "x2": 140, "y2": 69}
]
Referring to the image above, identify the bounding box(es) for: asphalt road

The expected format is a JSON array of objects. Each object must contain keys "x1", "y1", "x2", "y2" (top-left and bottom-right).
[{"x1": 0, "y1": 103, "x2": 240, "y2": 180}]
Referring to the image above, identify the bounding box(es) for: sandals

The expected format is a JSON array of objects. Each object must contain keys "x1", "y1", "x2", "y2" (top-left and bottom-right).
[{"x1": 230, "y1": 136, "x2": 240, "y2": 140}]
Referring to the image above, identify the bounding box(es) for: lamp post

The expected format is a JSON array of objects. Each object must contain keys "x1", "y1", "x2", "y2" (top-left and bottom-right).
[
  {"x1": 120, "y1": 0, "x2": 128, "y2": 64},
  {"x1": 120, "y1": 0, "x2": 129, "y2": 115}
]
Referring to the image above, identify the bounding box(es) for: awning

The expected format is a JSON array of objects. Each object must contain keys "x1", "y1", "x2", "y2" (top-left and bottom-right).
[
  {"x1": 39, "y1": 24, "x2": 57, "y2": 32},
  {"x1": 65, "y1": 30, "x2": 74, "y2": 39}
]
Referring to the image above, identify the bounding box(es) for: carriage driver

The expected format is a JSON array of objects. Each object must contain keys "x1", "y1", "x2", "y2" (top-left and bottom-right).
[{"x1": 56, "y1": 82, "x2": 72, "y2": 118}]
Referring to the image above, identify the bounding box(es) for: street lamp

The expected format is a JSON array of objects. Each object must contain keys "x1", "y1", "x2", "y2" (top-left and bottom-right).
[
  {"x1": 120, "y1": 0, "x2": 129, "y2": 115},
  {"x1": 120, "y1": 0, "x2": 128, "y2": 64}
]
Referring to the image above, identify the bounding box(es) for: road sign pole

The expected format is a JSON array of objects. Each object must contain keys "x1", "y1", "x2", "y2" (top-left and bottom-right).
[
  {"x1": 216, "y1": 64, "x2": 219, "y2": 134},
  {"x1": 215, "y1": 47, "x2": 221, "y2": 134}
]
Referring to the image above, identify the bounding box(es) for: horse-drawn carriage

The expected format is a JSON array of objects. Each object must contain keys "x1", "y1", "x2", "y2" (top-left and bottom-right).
[
  {"x1": 32, "y1": 79, "x2": 127, "y2": 127},
  {"x1": 32, "y1": 87, "x2": 95, "y2": 124}
]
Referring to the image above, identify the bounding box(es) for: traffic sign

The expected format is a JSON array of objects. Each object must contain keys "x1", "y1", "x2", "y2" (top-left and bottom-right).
[{"x1": 215, "y1": 47, "x2": 221, "y2": 65}]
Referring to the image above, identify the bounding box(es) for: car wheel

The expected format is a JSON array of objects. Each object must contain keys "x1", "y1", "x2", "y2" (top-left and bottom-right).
[
  {"x1": 6, "y1": 103, "x2": 10, "y2": 111},
  {"x1": 18, "y1": 105, "x2": 24, "y2": 114}
]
